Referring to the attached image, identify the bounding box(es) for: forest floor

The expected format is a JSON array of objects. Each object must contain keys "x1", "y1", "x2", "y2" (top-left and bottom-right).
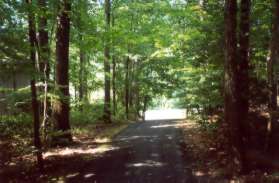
[
  {"x1": 182, "y1": 117, "x2": 279, "y2": 183},
  {"x1": 0, "y1": 121, "x2": 130, "y2": 182}
]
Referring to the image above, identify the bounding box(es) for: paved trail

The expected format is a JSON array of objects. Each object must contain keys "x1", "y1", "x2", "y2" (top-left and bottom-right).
[{"x1": 67, "y1": 119, "x2": 199, "y2": 183}]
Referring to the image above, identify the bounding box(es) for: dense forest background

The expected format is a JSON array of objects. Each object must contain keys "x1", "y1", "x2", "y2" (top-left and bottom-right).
[{"x1": 1, "y1": 0, "x2": 279, "y2": 181}]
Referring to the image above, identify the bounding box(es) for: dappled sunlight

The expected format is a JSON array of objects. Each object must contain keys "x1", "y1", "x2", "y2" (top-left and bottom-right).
[
  {"x1": 84, "y1": 173, "x2": 95, "y2": 179},
  {"x1": 43, "y1": 145, "x2": 120, "y2": 158},
  {"x1": 118, "y1": 135, "x2": 159, "y2": 142},
  {"x1": 126, "y1": 160, "x2": 166, "y2": 168},
  {"x1": 94, "y1": 137, "x2": 111, "y2": 144},
  {"x1": 150, "y1": 123, "x2": 187, "y2": 129},
  {"x1": 66, "y1": 172, "x2": 80, "y2": 178},
  {"x1": 193, "y1": 170, "x2": 206, "y2": 177}
]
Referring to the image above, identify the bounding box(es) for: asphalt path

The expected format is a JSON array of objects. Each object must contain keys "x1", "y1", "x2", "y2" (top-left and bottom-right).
[{"x1": 67, "y1": 119, "x2": 199, "y2": 183}]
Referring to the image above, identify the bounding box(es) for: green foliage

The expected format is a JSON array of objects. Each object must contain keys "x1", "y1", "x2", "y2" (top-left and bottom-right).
[
  {"x1": 0, "y1": 87, "x2": 31, "y2": 114},
  {"x1": 70, "y1": 102, "x2": 104, "y2": 126},
  {"x1": 0, "y1": 114, "x2": 32, "y2": 138}
]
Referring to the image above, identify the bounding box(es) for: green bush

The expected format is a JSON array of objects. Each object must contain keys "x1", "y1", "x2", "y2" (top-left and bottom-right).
[{"x1": 70, "y1": 101, "x2": 104, "y2": 126}]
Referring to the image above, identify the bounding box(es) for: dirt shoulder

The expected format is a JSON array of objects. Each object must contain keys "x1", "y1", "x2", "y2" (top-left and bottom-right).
[
  {"x1": 181, "y1": 120, "x2": 279, "y2": 183},
  {"x1": 182, "y1": 121, "x2": 230, "y2": 180}
]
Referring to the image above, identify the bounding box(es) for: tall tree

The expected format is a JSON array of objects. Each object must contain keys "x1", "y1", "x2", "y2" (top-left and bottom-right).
[
  {"x1": 237, "y1": 0, "x2": 251, "y2": 118},
  {"x1": 78, "y1": 41, "x2": 85, "y2": 102},
  {"x1": 77, "y1": 1, "x2": 85, "y2": 103},
  {"x1": 224, "y1": 0, "x2": 244, "y2": 173},
  {"x1": 112, "y1": 55, "x2": 117, "y2": 115},
  {"x1": 236, "y1": 0, "x2": 251, "y2": 172},
  {"x1": 125, "y1": 56, "x2": 130, "y2": 119},
  {"x1": 26, "y1": 0, "x2": 44, "y2": 170},
  {"x1": 53, "y1": 0, "x2": 72, "y2": 141},
  {"x1": 111, "y1": 8, "x2": 117, "y2": 116},
  {"x1": 38, "y1": 0, "x2": 49, "y2": 76},
  {"x1": 268, "y1": 0, "x2": 279, "y2": 111},
  {"x1": 38, "y1": 0, "x2": 51, "y2": 139},
  {"x1": 103, "y1": 0, "x2": 112, "y2": 123}
]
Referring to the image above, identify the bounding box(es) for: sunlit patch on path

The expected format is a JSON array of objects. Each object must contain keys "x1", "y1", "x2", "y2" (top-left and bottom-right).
[
  {"x1": 145, "y1": 108, "x2": 186, "y2": 120},
  {"x1": 43, "y1": 145, "x2": 119, "y2": 158},
  {"x1": 126, "y1": 160, "x2": 166, "y2": 168}
]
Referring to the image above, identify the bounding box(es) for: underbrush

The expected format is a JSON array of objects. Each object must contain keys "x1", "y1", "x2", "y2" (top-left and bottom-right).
[
  {"x1": 0, "y1": 102, "x2": 129, "y2": 144},
  {"x1": 70, "y1": 102, "x2": 130, "y2": 126},
  {"x1": 70, "y1": 102, "x2": 104, "y2": 126},
  {"x1": 0, "y1": 104, "x2": 130, "y2": 182},
  {"x1": 0, "y1": 102, "x2": 130, "y2": 171},
  {"x1": 0, "y1": 113, "x2": 34, "y2": 168},
  {"x1": 0, "y1": 114, "x2": 32, "y2": 138}
]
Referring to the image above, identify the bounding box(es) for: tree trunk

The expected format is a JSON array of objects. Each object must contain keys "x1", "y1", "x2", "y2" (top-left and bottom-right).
[
  {"x1": 103, "y1": 0, "x2": 111, "y2": 123},
  {"x1": 12, "y1": 69, "x2": 16, "y2": 91},
  {"x1": 84, "y1": 56, "x2": 88, "y2": 101},
  {"x1": 142, "y1": 95, "x2": 149, "y2": 121},
  {"x1": 38, "y1": 0, "x2": 51, "y2": 142},
  {"x1": 53, "y1": 0, "x2": 72, "y2": 141},
  {"x1": 38, "y1": 0, "x2": 49, "y2": 78},
  {"x1": 129, "y1": 59, "x2": 134, "y2": 112},
  {"x1": 268, "y1": 0, "x2": 279, "y2": 111},
  {"x1": 79, "y1": 42, "x2": 85, "y2": 102},
  {"x1": 133, "y1": 60, "x2": 140, "y2": 119},
  {"x1": 266, "y1": 0, "x2": 279, "y2": 151},
  {"x1": 224, "y1": 0, "x2": 244, "y2": 173},
  {"x1": 111, "y1": 12, "x2": 116, "y2": 116},
  {"x1": 26, "y1": 0, "x2": 44, "y2": 171},
  {"x1": 237, "y1": 0, "x2": 250, "y2": 120},
  {"x1": 112, "y1": 55, "x2": 116, "y2": 115},
  {"x1": 30, "y1": 80, "x2": 44, "y2": 171},
  {"x1": 236, "y1": 0, "x2": 251, "y2": 172},
  {"x1": 77, "y1": 10, "x2": 84, "y2": 104},
  {"x1": 125, "y1": 56, "x2": 130, "y2": 120}
]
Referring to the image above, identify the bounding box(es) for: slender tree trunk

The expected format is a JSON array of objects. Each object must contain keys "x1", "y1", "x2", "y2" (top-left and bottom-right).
[
  {"x1": 84, "y1": 56, "x2": 88, "y2": 101},
  {"x1": 74, "y1": 85, "x2": 77, "y2": 101},
  {"x1": 77, "y1": 10, "x2": 84, "y2": 104},
  {"x1": 38, "y1": 0, "x2": 51, "y2": 141},
  {"x1": 224, "y1": 0, "x2": 244, "y2": 173},
  {"x1": 103, "y1": 0, "x2": 112, "y2": 123},
  {"x1": 111, "y1": 12, "x2": 116, "y2": 116},
  {"x1": 142, "y1": 95, "x2": 149, "y2": 121},
  {"x1": 26, "y1": 0, "x2": 44, "y2": 171},
  {"x1": 38, "y1": 0, "x2": 49, "y2": 76},
  {"x1": 134, "y1": 63, "x2": 140, "y2": 119},
  {"x1": 79, "y1": 43, "x2": 85, "y2": 102},
  {"x1": 30, "y1": 80, "x2": 44, "y2": 171},
  {"x1": 125, "y1": 56, "x2": 130, "y2": 119},
  {"x1": 53, "y1": 0, "x2": 72, "y2": 141},
  {"x1": 112, "y1": 55, "x2": 116, "y2": 115},
  {"x1": 129, "y1": 59, "x2": 134, "y2": 111}
]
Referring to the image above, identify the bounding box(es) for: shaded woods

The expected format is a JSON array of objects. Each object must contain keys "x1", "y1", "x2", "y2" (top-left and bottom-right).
[{"x1": 1, "y1": 0, "x2": 279, "y2": 182}]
